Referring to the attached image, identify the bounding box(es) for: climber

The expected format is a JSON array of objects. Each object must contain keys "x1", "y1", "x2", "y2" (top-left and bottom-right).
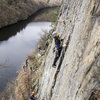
[
  {"x1": 37, "y1": 45, "x2": 41, "y2": 52},
  {"x1": 30, "y1": 91, "x2": 36, "y2": 100},
  {"x1": 45, "y1": 39, "x2": 49, "y2": 48},
  {"x1": 52, "y1": 32, "x2": 67, "y2": 67}
]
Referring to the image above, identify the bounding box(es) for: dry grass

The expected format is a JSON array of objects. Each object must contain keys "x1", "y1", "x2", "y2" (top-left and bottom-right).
[
  {"x1": 37, "y1": 30, "x2": 52, "y2": 50},
  {"x1": 15, "y1": 66, "x2": 43, "y2": 100},
  {"x1": 37, "y1": 30, "x2": 49, "y2": 50},
  {"x1": 0, "y1": 80, "x2": 16, "y2": 100},
  {"x1": 0, "y1": 0, "x2": 47, "y2": 28},
  {"x1": 28, "y1": 50, "x2": 42, "y2": 71},
  {"x1": 0, "y1": 0, "x2": 61, "y2": 28},
  {"x1": 15, "y1": 69, "x2": 33, "y2": 100}
]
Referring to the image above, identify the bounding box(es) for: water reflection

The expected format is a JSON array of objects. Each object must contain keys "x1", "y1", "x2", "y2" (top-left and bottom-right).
[
  {"x1": 0, "y1": 22, "x2": 51, "y2": 91},
  {"x1": 0, "y1": 20, "x2": 28, "y2": 41},
  {"x1": 0, "y1": 7, "x2": 56, "y2": 41}
]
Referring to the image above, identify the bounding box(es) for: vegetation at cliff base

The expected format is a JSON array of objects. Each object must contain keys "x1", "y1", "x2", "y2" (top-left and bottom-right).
[{"x1": 0, "y1": 29, "x2": 53, "y2": 100}]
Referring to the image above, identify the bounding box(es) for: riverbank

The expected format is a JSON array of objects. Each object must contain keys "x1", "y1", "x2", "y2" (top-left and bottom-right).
[
  {"x1": 15, "y1": 32, "x2": 52, "y2": 100},
  {"x1": 0, "y1": 6, "x2": 60, "y2": 99},
  {"x1": 0, "y1": 29, "x2": 53, "y2": 100},
  {"x1": 0, "y1": 0, "x2": 61, "y2": 28},
  {"x1": 0, "y1": 7, "x2": 59, "y2": 41}
]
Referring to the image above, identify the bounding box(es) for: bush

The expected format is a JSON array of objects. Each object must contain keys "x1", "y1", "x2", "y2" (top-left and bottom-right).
[{"x1": 51, "y1": 6, "x2": 60, "y2": 23}]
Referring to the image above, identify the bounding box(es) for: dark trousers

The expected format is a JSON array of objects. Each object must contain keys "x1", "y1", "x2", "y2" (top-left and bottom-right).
[{"x1": 53, "y1": 49, "x2": 62, "y2": 66}]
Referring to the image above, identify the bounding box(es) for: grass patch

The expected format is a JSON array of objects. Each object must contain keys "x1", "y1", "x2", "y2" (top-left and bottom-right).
[{"x1": 51, "y1": 6, "x2": 60, "y2": 23}]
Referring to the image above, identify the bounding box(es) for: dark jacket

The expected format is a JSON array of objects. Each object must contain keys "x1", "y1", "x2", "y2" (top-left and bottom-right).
[
  {"x1": 55, "y1": 37, "x2": 63, "y2": 50},
  {"x1": 30, "y1": 94, "x2": 35, "y2": 100}
]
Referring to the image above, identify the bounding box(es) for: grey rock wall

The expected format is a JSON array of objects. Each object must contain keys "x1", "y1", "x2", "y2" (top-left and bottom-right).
[{"x1": 38, "y1": 0, "x2": 100, "y2": 100}]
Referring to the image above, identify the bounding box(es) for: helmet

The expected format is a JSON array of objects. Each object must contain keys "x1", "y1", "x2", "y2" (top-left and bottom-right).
[
  {"x1": 32, "y1": 91, "x2": 35, "y2": 95},
  {"x1": 52, "y1": 31, "x2": 57, "y2": 36},
  {"x1": 52, "y1": 31, "x2": 60, "y2": 38}
]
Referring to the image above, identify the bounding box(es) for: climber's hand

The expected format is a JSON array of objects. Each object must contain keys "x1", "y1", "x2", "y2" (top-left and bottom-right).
[
  {"x1": 62, "y1": 35, "x2": 66, "y2": 39},
  {"x1": 63, "y1": 44, "x2": 67, "y2": 47}
]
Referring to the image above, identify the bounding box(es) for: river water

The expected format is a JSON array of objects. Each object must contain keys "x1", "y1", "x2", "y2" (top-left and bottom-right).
[{"x1": 0, "y1": 8, "x2": 52, "y2": 92}]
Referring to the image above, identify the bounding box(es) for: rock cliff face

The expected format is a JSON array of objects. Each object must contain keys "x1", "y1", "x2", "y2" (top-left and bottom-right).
[
  {"x1": 38, "y1": 0, "x2": 100, "y2": 100},
  {"x1": 0, "y1": 0, "x2": 61, "y2": 28}
]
